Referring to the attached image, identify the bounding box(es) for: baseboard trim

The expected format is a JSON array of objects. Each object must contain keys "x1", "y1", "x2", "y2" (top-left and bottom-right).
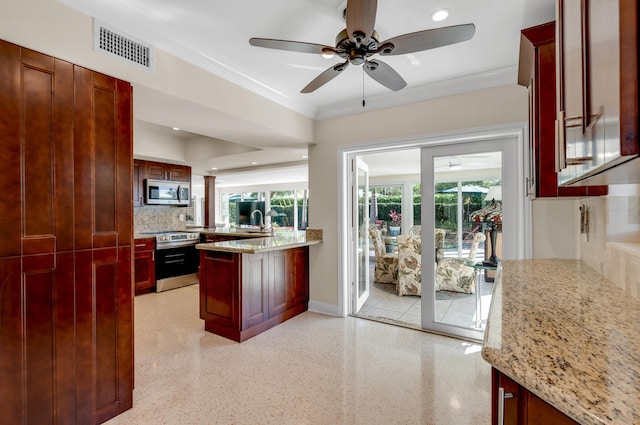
[{"x1": 308, "y1": 300, "x2": 341, "y2": 317}]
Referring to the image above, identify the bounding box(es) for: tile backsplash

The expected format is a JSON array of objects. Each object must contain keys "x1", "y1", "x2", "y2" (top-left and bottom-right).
[
  {"x1": 134, "y1": 205, "x2": 187, "y2": 233},
  {"x1": 580, "y1": 184, "x2": 640, "y2": 299}
]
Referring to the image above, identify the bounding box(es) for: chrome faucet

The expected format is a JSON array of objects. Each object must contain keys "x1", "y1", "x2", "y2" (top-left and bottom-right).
[{"x1": 251, "y1": 209, "x2": 264, "y2": 229}]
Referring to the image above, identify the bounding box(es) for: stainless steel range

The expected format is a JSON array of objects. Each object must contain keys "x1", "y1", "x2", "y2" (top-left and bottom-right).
[{"x1": 143, "y1": 231, "x2": 200, "y2": 292}]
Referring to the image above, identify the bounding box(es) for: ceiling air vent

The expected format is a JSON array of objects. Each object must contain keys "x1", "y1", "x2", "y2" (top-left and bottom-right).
[{"x1": 93, "y1": 19, "x2": 154, "y2": 71}]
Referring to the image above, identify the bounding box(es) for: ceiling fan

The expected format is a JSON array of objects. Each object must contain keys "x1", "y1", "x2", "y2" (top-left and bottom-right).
[{"x1": 249, "y1": 0, "x2": 475, "y2": 93}]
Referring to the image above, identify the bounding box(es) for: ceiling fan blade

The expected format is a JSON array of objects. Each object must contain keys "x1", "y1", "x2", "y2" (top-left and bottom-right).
[
  {"x1": 364, "y1": 60, "x2": 407, "y2": 91},
  {"x1": 301, "y1": 61, "x2": 350, "y2": 93},
  {"x1": 346, "y1": 0, "x2": 377, "y2": 44},
  {"x1": 249, "y1": 38, "x2": 336, "y2": 55},
  {"x1": 379, "y1": 24, "x2": 476, "y2": 56}
]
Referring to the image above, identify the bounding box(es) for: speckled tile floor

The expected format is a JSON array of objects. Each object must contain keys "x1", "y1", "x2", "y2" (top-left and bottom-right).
[{"x1": 105, "y1": 284, "x2": 491, "y2": 425}]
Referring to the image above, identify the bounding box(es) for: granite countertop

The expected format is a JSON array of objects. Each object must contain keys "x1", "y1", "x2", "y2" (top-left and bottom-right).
[
  {"x1": 196, "y1": 230, "x2": 321, "y2": 254},
  {"x1": 482, "y1": 259, "x2": 640, "y2": 425},
  {"x1": 134, "y1": 234, "x2": 156, "y2": 240},
  {"x1": 186, "y1": 226, "x2": 275, "y2": 238}
]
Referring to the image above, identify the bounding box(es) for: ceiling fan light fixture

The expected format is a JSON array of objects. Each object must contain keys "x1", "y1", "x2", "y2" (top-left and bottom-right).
[
  {"x1": 321, "y1": 48, "x2": 335, "y2": 59},
  {"x1": 432, "y1": 9, "x2": 449, "y2": 22}
]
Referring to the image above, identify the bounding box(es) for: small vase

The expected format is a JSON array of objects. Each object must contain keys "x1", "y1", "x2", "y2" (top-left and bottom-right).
[{"x1": 389, "y1": 226, "x2": 401, "y2": 236}]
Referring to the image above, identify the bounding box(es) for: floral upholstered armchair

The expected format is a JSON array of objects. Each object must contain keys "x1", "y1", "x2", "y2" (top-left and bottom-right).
[
  {"x1": 435, "y1": 232, "x2": 486, "y2": 294},
  {"x1": 368, "y1": 226, "x2": 398, "y2": 284},
  {"x1": 396, "y1": 229, "x2": 447, "y2": 296},
  {"x1": 396, "y1": 234, "x2": 422, "y2": 296}
]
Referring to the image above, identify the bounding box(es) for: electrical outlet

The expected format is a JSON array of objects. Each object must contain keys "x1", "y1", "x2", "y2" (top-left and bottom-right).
[{"x1": 179, "y1": 214, "x2": 185, "y2": 222}]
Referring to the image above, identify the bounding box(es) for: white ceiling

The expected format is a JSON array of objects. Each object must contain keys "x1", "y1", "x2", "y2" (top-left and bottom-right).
[{"x1": 57, "y1": 0, "x2": 554, "y2": 184}]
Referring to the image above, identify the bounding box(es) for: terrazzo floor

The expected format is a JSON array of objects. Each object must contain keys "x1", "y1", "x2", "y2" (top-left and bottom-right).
[
  {"x1": 105, "y1": 284, "x2": 491, "y2": 425},
  {"x1": 355, "y1": 263, "x2": 494, "y2": 331}
]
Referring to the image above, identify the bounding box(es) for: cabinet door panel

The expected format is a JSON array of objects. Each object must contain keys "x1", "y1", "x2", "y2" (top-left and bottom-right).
[
  {"x1": 75, "y1": 247, "x2": 133, "y2": 424},
  {"x1": 134, "y1": 249, "x2": 155, "y2": 293},
  {"x1": 74, "y1": 68, "x2": 132, "y2": 251},
  {"x1": 242, "y1": 253, "x2": 268, "y2": 328},
  {"x1": 133, "y1": 160, "x2": 142, "y2": 207},
  {"x1": 0, "y1": 257, "x2": 22, "y2": 422},
  {"x1": 0, "y1": 42, "x2": 22, "y2": 257},
  {"x1": 290, "y1": 247, "x2": 309, "y2": 307},
  {"x1": 0, "y1": 254, "x2": 76, "y2": 424},
  {"x1": 0, "y1": 42, "x2": 75, "y2": 257},
  {"x1": 145, "y1": 161, "x2": 167, "y2": 180},
  {"x1": 200, "y1": 251, "x2": 240, "y2": 329},
  {"x1": 270, "y1": 250, "x2": 290, "y2": 316},
  {"x1": 168, "y1": 165, "x2": 190, "y2": 182}
]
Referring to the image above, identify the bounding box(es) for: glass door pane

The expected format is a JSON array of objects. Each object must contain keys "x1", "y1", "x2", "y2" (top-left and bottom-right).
[
  {"x1": 354, "y1": 158, "x2": 370, "y2": 312},
  {"x1": 422, "y1": 144, "x2": 506, "y2": 341}
]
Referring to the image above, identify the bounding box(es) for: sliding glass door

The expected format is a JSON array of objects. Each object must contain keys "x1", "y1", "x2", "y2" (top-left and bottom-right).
[{"x1": 421, "y1": 139, "x2": 518, "y2": 340}]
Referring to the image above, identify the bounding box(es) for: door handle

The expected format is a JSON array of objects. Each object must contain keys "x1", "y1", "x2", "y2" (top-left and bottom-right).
[{"x1": 498, "y1": 386, "x2": 514, "y2": 425}]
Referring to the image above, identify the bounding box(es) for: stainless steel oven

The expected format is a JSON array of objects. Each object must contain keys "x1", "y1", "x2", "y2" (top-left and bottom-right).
[{"x1": 142, "y1": 231, "x2": 200, "y2": 292}]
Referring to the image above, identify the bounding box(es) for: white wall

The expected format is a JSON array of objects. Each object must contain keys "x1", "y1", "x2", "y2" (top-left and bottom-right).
[
  {"x1": 0, "y1": 0, "x2": 314, "y2": 148},
  {"x1": 531, "y1": 199, "x2": 580, "y2": 259},
  {"x1": 309, "y1": 84, "x2": 530, "y2": 311}
]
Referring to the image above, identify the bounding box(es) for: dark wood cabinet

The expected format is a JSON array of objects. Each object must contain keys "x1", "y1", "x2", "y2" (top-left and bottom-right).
[
  {"x1": 555, "y1": 0, "x2": 639, "y2": 185},
  {"x1": 133, "y1": 159, "x2": 191, "y2": 206},
  {"x1": 134, "y1": 238, "x2": 156, "y2": 295},
  {"x1": 518, "y1": 22, "x2": 607, "y2": 198},
  {"x1": 199, "y1": 246, "x2": 309, "y2": 342},
  {"x1": 140, "y1": 159, "x2": 191, "y2": 182},
  {"x1": 0, "y1": 39, "x2": 133, "y2": 424},
  {"x1": 133, "y1": 160, "x2": 143, "y2": 207},
  {"x1": 492, "y1": 368, "x2": 579, "y2": 425}
]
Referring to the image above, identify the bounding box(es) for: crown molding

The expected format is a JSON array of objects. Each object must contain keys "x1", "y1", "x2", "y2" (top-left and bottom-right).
[{"x1": 315, "y1": 65, "x2": 518, "y2": 120}]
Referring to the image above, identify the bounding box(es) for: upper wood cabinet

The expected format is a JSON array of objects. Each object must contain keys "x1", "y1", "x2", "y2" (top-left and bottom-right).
[
  {"x1": 133, "y1": 159, "x2": 191, "y2": 206},
  {"x1": 143, "y1": 159, "x2": 191, "y2": 182},
  {"x1": 555, "y1": 0, "x2": 639, "y2": 185},
  {"x1": 518, "y1": 22, "x2": 607, "y2": 198}
]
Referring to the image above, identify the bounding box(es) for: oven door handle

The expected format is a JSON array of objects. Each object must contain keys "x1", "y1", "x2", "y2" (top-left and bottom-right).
[{"x1": 156, "y1": 241, "x2": 198, "y2": 250}]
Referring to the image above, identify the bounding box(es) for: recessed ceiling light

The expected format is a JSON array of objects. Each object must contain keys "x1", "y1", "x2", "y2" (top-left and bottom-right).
[
  {"x1": 251, "y1": 161, "x2": 258, "y2": 165},
  {"x1": 432, "y1": 9, "x2": 449, "y2": 22},
  {"x1": 172, "y1": 127, "x2": 180, "y2": 131},
  {"x1": 302, "y1": 155, "x2": 308, "y2": 159},
  {"x1": 210, "y1": 167, "x2": 218, "y2": 170}
]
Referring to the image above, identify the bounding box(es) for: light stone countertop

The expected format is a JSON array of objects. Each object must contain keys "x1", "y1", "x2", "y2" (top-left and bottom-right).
[
  {"x1": 186, "y1": 227, "x2": 275, "y2": 238},
  {"x1": 196, "y1": 230, "x2": 321, "y2": 254},
  {"x1": 482, "y1": 259, "x2": 640, "y2": 425}
]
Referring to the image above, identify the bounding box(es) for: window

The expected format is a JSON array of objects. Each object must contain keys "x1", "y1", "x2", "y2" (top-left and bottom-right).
[{"x1": 370, "y1": 185, "x2": 402, "y2": 230}]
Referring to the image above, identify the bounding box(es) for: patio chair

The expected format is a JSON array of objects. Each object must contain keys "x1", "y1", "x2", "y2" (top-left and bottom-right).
[
  {"x1": 368, "y1": 226, "x2": 398, "y2": 284},
  {"x1": 436, "y1": 232, "x2": 486, "y2": 294}
]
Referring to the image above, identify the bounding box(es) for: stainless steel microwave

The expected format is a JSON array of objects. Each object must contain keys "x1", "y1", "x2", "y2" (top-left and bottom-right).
[{"x1": 144, "y1": 179, "x2": 190, "y2": 206}]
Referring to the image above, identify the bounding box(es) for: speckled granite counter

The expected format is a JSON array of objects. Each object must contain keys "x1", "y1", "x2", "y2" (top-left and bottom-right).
[
  {"x1": 187, "y1": 227, "x2": 274, "y2": 238},
  {"x1": 196, "y1": 230, "x2": 321, "y2": 254},
  {"x1": 482, "y1": 259, "x2": 640, "y2": 425}
]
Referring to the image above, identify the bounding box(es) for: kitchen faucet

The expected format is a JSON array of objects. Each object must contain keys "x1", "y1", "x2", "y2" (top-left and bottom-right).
[{"x1": 251, "y1": 209, "x2": 264, "y2": 230}]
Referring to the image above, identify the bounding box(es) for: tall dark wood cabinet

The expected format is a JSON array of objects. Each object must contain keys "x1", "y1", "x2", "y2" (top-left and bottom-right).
[{"x1": 0, "y1": 39, "x2": 133, "y2": 424}]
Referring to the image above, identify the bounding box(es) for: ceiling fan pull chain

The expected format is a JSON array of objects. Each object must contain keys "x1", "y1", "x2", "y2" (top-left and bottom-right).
[{"x1": 362, "y1": 67, "x2": 366, "y2": 107}]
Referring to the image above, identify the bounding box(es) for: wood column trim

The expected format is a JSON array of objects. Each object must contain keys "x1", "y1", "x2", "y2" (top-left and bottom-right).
[{"x1": 204, "y1": 176, "x2": 216, "y2": 227}]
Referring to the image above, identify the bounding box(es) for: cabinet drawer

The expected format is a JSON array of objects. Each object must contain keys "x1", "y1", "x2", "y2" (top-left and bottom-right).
[{"x1": 134, "y1": 238, "x2": 155, "y2": 252}]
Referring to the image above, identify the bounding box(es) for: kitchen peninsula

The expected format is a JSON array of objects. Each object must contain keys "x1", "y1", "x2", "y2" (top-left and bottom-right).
[
  {"x1": 196, "y1": 230, "x2": 321, "y2": 342},
  {"x1": 482, "y1": 259, "x2": 640, "y2": 425}
]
